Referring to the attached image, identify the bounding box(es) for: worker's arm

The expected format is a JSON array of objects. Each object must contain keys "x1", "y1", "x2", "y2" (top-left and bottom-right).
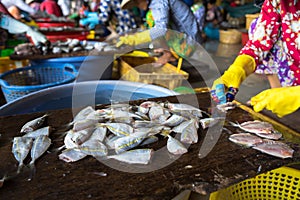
[{"x1": 0, "y1": 13, "x2": 47, "y2": 45}]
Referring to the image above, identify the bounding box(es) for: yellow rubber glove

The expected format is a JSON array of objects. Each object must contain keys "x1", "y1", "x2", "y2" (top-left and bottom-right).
[
  {"x1": 116, "y1": 30, "x2": 151, "y2": 47},
  {"x1": 211, "y1": 54, "x2": 256, "y2": 103},
  {"x1": 213, "y1": 54, "x2": 256, "y2": 89},
  {"x1": 250, "y1": 86, "x2": 300, "y2": 118}
]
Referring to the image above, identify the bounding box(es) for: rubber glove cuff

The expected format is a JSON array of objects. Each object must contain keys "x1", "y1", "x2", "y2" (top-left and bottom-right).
[
  {"x1": 222, "y1": 54, "x2": 256, "y2": 88},
  {"x1": 116, "y1": 30, "x2": 151, "y2": 47}
]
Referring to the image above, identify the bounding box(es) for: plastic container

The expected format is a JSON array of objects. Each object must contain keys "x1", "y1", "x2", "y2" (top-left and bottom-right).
[
  {"x1": 210, "y1": 166, "x2": 300, "y2": 200},
  {"x1": 0, "y1": 57, "x2": 29, "y2": 73},
  {"x1": 39, "y1": 30, "x2": 89, "y2": 42},
  {"x1": 245, "y1": 13, "x2": 260, "y2": 30},
  {"x1": 30, "y1": 55, "x2": 113, "y2": 78},
  {"x1": 119, "y1": 56, "x2": 189, "y2": 90},
  {"x1": 0, "y1": 63, "x2": 77, "y2": 102},
  {"x1": 219, "y1": 29, "x2": 242, "y2": 44},
  {"x1": 35, "y1": 18, "x2": 75, "y2": 28},
  {"x1": 0, "y1": 80, "x2": 178, "y2": 116}
]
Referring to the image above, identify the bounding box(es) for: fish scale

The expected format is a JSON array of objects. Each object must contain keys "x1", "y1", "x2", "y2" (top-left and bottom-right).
[{"x1": 12, "y1": 137, "x2": 33, "y2": 173}]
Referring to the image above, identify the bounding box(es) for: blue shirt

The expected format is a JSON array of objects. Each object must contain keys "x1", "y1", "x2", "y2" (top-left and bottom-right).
[{"x1": 149, "y1": 0, "x2": 202, "y2": 43}]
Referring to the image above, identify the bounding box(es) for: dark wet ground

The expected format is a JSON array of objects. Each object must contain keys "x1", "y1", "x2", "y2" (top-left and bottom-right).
[{"x1": 0, "y1": 93, "x2": 299, "y2": 200}]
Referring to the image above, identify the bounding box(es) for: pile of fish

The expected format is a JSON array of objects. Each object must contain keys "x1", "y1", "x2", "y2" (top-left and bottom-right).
[
  {"x1": 14, "y1": 39, "x2": 118, "y2": 56},
  {"x1": 58, "y1": 102, "x2": 220, "y2": 165},
  {"x1": 228, "y1": 120, "x2": 294, "y2": 159},
  {"x1": 11, "y1": 114, "x2": 51, "y2": 180}
]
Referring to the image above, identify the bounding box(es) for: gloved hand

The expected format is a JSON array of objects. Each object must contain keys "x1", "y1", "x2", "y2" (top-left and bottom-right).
[
  {"x1": 116, "y1": 30, "x2": 151, "y2": 47},
  {"x1": 250, "y1": 86, "x2": 300, "y2": 118},
  {"x1": 26, "y1": 28, "x2": 47, "y2": 45},
  {"x1": 211, "y1": 54, "x2": 256, "y2": 103}
]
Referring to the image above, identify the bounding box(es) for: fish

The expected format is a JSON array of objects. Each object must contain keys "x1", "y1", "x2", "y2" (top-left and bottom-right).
[
  {"x1": 163, "y1": 114, "x2": 185, "y2": 127},
  {"x1": 139, "y1": 136, "x2": 159, "y2": 146},
  {"x1": 180, "y1": 119, "x2": 199, "y2": 144},
  {"x1": 252, "y1": 139, "x2": 294, "y2": 159},
  {"x1": 22, "y1": 126, "x2": 51, "y2": 138},
  {"x1": 64, "y1": 130, "x2": 77, "y2": 149},
  {"x1": 148, "y1": 103, "x2": 166, "y2": 121},
  {"x1": 102, "y1": 123, "x2": 133, "y2": 137},
  {"x1": 20, "y1": 114, "x2": 48, "y2": 133},
  {"x1": 12, "y1": 137, "x2": 33, "y2": 173},
  {"x1": 72, "y1": 106, "x2": 95, "y2": 123},
  {"x1": 164, "y1": 102, "x2": 203, "y2": 118},
  {"x1": 59, "y1": 149, "x2": 87, "y2": 163},
  {"x1": 76, "y1": 139, "x2": 108, "y2": 158},
  {"x1": 89, "y1": 126, "x2": 107, "y2": 142},
  {"x1": 73, "y1": 119, "x2": 97, "y2": 132},
  {"x1": 28, "y1": 135, "x2": 51, "y2": 181},
  {"x1": 228, "y1": 133, "x2": 263, "y2": 147},
  {"x1": 105, "y1": 134, "x2": 122, "y2": 150},
  {"x1": 229, "y1": 120, "x2": 282, "y2": 140},
  {"x1": 114, "y1": 132, "x2": 149, "y2": 154},
  {"x1": 216, "y1": 102, "x2": 236, "y2": 112},
  {"x1": 167, "y1": 135, "x2": 188, "y2": 155},
  {"x1": 71, "y1": 127, "x2": 94, "y2": 145},
  {"x1": 199, "y1": 117, "x2": 224, "y2": 129},
  {"x1": 106, "y1": 149, "x2": 153, "y2": 165}
]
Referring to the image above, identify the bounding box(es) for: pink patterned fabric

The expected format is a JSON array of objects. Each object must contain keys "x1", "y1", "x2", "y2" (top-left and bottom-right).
[{"x1": 240, "y1": 0, "x2": 300, "y2": 85}]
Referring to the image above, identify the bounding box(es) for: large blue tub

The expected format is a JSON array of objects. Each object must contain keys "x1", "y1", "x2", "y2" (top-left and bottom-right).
[{"x1": 0, "y1": 80, "x2": 178, "y2": 116}]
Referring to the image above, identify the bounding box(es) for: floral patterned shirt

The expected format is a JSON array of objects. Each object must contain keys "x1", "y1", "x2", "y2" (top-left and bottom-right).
[{"x1": 240, "y1": 0, "x2": 300, "y2": 85}]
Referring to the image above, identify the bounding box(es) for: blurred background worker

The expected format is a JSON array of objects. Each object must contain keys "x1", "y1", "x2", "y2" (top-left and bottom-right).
[
  {"x1": 80, "y1": 0, "x2": 137, "y2": 38},
  {"x1": 117, "y1": 0, "x2": 203, "y2": 65},
  {"x1": 211, "y1": 0, "x2": 300, "y2": 118},
  {"x1": 40, "y1": 0, "x2": 63, "y2": 17},
  {"x1": 57, "y1": 0, "x2": 71, "y2": 16},
  {"x1": 1, "y1": 0, "x2": 38, "y2": 19}
]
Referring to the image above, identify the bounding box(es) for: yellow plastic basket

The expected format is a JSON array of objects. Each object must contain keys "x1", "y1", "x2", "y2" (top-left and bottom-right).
[{"x1": 210, "y1": 166, "x2": 300, "y2": 200}]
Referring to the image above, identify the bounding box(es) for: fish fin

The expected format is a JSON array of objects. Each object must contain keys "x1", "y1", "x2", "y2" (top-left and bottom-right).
[
  {"x1": 228, "y1": 121, "x2": 239, "y2": 127},
  {"x1": 27, "y1": 162, "x2": 36, "y2": 181},
  {"x1": 50, "y1": 145, "x2": 66, "y2": 153}
]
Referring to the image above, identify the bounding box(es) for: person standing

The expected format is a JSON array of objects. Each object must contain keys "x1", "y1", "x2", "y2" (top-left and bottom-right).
[
  {"x1": 211, "y1": 0, "x2": 300, "y2": 118},
  {"x1": 40, "y1": 0, "x2": 63, "y2": 17}
]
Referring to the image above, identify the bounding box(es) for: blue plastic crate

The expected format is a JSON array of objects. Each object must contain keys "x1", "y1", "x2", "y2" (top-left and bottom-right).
[{"x1": 0, "y1": 64, "x2": 77, "y2": 102}]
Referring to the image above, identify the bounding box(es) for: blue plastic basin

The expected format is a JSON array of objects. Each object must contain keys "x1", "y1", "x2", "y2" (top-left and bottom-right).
[{"x1": 0, "y1": 80, "x2": 178, "y2": 116}]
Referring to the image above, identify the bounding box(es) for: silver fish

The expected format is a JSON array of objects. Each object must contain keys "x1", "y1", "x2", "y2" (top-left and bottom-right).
[
  {"x1": 106, "y1": 149, "x2": 153, "y2": 165},
  {"x1": 229, "y1": 120, "x2": 282, "y2": 140},
  {"x1": 163, "y1": 114, "x2": 185, "y2": 127},
  {"x1": 180, "y1": 119, "x2": 198, "y2": 144},
  {"x1": 89, "y1": 126, "x2": 107, "y2": 142},
  {"x1": 102, "y1": 123, "x2": 133, "y2": 137},
  {"x1": 199, "y1": 117, "x2": 224, "y2": 129},
  {"x1": 114, "y1": 132, "x2": 148, "y2": 154},
  {"x1": 133, "y1": 120, "x2": 159, "y2": 128},
  {"x1": 77, "y1": 139, "x2": 108, "y2": 158},
  {"x1": 64, "y1": 130, "x2": 77, "y2": 149},
  {"x1": 73, "y1": 106, "x2": 95, "y2": 123},
  {"x1": 23, "y1": 126, "x2": 51, "y2": 138},
  {"x1": 165, "y1": 102, "x2": 203, "y2": 118},
  {"x1": 252, "y1": 139, "x2": 294, "y2": 159},
  {"x1": 21, "y1": 114, "x2": 48, "y2": 133},
  {"x1": 28, "y1": 135, "x2": 51, "y2": 181},
  {"x1": 216, "y1": 102, "x2": 236, "y2": 112},
  {"x1": 73, "y1": 119, "x2": 97, "y2": 132},
  {"x1": 228, "y1": 133, "x2": 263, "y2": 147},
  {"x1": 148, "y1": 104, "x2": 165, "y2": 121},
  {"x1": 167, "y1": 135, "x2": 188, "y2": 155},
  {"x1": 12, "y1": 137, "x2": 33, "y2": 173},
  {"x1": 71, "y1": 127, "x2": 94, "y2": 145},
  {"x1": 140, "y1": 136, "x2": 159, "y2": 146},
  {"x1": 59, "y1": 149, "x2": 87, "y2": 163},
  {"x1": 105, "y1": 134, "x2": 122, "y2": 150}
]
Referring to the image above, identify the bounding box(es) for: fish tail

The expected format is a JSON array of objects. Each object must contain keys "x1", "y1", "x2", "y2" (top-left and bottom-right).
[
  {"x1": 17, "y1": 163, "x2": 24, "y2": 174},
  {"x1": 27, "y1": 162, "x2": 36, "y2": 181},
  {"x1": 228, "y1": 121, "x2": 239, "y2": 127}
]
